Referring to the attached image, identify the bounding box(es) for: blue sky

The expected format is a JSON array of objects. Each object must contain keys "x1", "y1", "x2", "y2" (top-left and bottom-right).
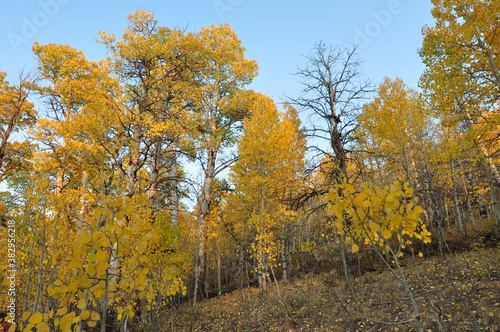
[
  {"x1": 0, "y1": 0, "x2": 435, "y2": 195},
  {"x1": 1, "y1": 0, "x2": 434, "y2": 102}
]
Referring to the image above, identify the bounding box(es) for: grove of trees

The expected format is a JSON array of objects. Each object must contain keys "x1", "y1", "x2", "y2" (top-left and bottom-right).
[{"x1": 0, "y1": 2, "x2": 499, "y2": 331}]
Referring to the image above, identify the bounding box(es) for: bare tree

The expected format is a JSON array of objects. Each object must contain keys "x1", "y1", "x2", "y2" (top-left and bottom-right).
[
  {"x1": 291, "y1": 41, "x2": 372, "y2": 181},
  {"x1": 290, "y1": 41, "x2": 373, "y2": 311}
]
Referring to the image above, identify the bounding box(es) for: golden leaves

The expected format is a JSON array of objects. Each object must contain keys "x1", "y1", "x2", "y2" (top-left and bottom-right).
[
  {"x1": 29, "y1": 312, "x2": 43, "y2": 324},
  {"x1": 20, "y1": 192, "x2": 186, "y2": 330},
  {"x1": 327, "y1": 180, "x2": 431, "y2": 253}
]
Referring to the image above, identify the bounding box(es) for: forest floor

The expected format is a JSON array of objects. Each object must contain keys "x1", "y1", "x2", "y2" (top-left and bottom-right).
[{"x1": 167, "y1": 245, "x2": 500, "y2": 331}]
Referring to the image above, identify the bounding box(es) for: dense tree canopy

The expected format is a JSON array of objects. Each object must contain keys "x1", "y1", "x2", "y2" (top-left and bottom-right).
[{"x1": 1, "y1": 5, "x2": 499, "y2": 332}]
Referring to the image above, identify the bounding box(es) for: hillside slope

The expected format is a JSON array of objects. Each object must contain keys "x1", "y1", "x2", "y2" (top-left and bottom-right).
[{"x1": 167, "y1": 248, "x2": 500, "y2": 331}]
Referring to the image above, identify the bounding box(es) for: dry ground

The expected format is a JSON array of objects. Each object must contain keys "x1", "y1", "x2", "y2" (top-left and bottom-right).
[{"x1": 167, "y1": 248, "x2": 500, "y2": 331}]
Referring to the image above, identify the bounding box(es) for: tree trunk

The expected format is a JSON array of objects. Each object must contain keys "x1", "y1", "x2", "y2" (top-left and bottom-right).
[
  {"x1": 78, "y1": 171, "x2": 88, "y2": 234},
  {"x1": 258, "y1": 245, "x2": 264, "y2": 295},
  {"x1": 126, "y1": 123, "x2": 142, "y2": 197},
  {"x1": 34, "y1": 224, "x2": 46, "y2": 312},
  {"x1": 392, "y1": 254, "x2": 424, "y2": 332},
  {"x1": 444, "y1": 199, "x2": 450, "y2": 229},
  {"x1": 425, "y1": 164, "x2": 445, "y2": 259},
  {"x1": 479, "y1": 145, "x2": 500, "y2": 187},
  {"x1": 479, "y1": 157, "x2": 500, "y2": 228},
  {"x1": 462, "y1": 173, "x2": 476, "y2": 227},
  {"x1": 169, "y1": 149, "x2": 179, "y2": 226},
  {"x1": 450, "y1": 160, "x2": 464, "y2": 235},
  {"x1": 100, "y1": 270, "x2": 110, "y2": 332},
  {"x1": 281, "y1": 223, "x2": 288, "y2": 285},
  {"x1": 217, "y1": 213, "x2": 222, "y2": 298},
  {"x1": 147, "y1": 142, "x2": 161, "y2": 202},
  {"x1": 197, "y1": 147, "x2": 217, "y2": 298},
  {"x1": 328, "y1": 113, "x2": 347, "y2": 178}
]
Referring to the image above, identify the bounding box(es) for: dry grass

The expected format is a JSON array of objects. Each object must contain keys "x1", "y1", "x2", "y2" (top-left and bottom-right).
[{"x1": 166, "y1": 247, "x2": 500, "y2": 331}]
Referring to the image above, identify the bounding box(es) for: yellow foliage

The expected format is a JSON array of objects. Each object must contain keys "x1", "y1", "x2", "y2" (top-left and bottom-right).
[{"x1": 327, "y1": 180, "x2": 431, "y2": 254}]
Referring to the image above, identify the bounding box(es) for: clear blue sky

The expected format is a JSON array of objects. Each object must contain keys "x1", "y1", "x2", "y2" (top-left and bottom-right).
[
  {"x1": 0, "y1": 0, "x2": 435, "y2": 197},
  {"x1": 1, "y1": 0, "x2": 434, "y2": 101}
]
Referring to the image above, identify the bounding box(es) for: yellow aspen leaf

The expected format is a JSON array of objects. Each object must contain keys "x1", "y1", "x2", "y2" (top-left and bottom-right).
[
  {"x1": 77, "y1": 298, "x2": 86, "y2": 310},
  {"x1": 369, "y1": 221, "x2": 380, "y2": 232},
  {"x1": 137, "y1": 241, "x2": 148, "y2": 254},
  {"x1": 386, "y1": 193, "x2": 394, "y2": 203},
  {"x1": 418, "y1": 252, "x2": 424, "y2": 257},
  {"x1": 59, "y1": 313, "x2": 74, "y2": 332},
  {"x1": 80, "y1": 228, "x2": 91, "y2": 240},
  {"x1": 93, "y1": 287, "x2": 104, "y2": 298},
  {"x1": 128, "y1": 257, "x2": 138, "y2": 270},
  {"x1": 98, "y1": 261, "x2": 109, "y2": 271},
  {"x1": 344, "y1": 183, "x2": 356, "y2": 194},
  {"x1": 488, "y1": 312, "x2": 494, "y2": 317},
  {"x1": 22, "y1": 311, "x2": 31, "y2": 321},
  {"x1": 92, "y1": 232, "x2": 103, "y2": 242},
  {"x1": 94, "y1": 207, "x2": 103, "y2": 216},
  {"x1": 87, "y1": 264, "x2": 97, "y2": 275},
  {"x1": 95, "y1": 250, "x2": 107, "y2": 261},
  {"x1": 123, "y1": 203, "x2": 134, "y2": 214},
  {"x1": 352, "y1": 197, "x2": 361, "y2": 208},
  {"x1": 80, "y1": 310, "x2": 91, "y2": 320},
  {"x1": 57, "y1": 307, "x2": 68, "y2": 316},
  {"x1": 391, "y1": 182, "x2": 401, "y2": 191},
  {"x1": 382, "y1": 229, "x2": 392, "y2": 239},
  {"x1": 91, "y1": 311, "x2": 100, "y2": 321},
  {"x1": 36, "y1": 322, "x2": 50, "y2": 332},
  {"x1": 68, "y1": 283, "x2": 78, "y2": 293},
  {"x1": 121, "y1": 226, "x2": 132, "y2": 235},
  {"x1": 137, "y1": 274, "x2": 146, "y2": 286},
  {"x1": 68, "y1": 260, "x2": 80, "y2": 269},
  {"x1": 88, "y1": 321, "x2": 97, "y2": 327},
  {"x1": 352, "y1": 244, "x2": 359, "y2": 253},
  {"x1": 29, "y1": 312, "x2": 43, "y2": 324}
]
